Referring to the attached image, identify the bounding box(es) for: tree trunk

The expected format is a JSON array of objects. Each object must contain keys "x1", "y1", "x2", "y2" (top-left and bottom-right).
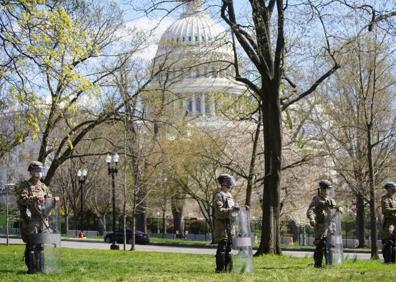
[
  {"x1": 135, "y1": 200, "x2": 147, "y2": 233},
  {"x1": 130, "y1": 210, "x2": 136, "y2": 251},
  {"x1": 65, "y1": 213, "x2": 69, "y2": 234},
  {"x1": 162, "y1": 209, "x2": 167, "y2": 235},
  {"x1": 356, "y1": 192, "x2": 365, "y2": 248},
  {"x1": 171, "y1": 193, "x2": 185, "y2": 238},
  {"x1": 367, "y1": 128, "x2": 378, "y2": 259},
  {"x1": 256, "y1": 86, "x2": 282, "y2": 255}
]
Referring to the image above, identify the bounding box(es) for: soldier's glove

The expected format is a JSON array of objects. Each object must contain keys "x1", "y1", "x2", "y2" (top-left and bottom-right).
[
  {"x1": 232, "y1": 205, "x2": 240, "y2": 211},
  {"x1": 245, "y1": 205, "x2": 249, "y2": 211},
  {"x1": 36, "y1": 196, "x2": 44, "y2": 204},
  {"x1": 309, "y1": 219, "x2": 316, "y2": 227},
  {"x1": 53, "y1": 196, "x2": 60, "y2": 203},
  {"x1": 336, "y1": 206, "x2": 344, "y2": 214},
  {"x1": 326, "y1": 199, "x2": 336, "y2": 208}
]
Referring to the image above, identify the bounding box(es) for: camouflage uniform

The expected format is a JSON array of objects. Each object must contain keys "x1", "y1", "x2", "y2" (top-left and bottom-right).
[
  {"x1": 213, "y1": 174, "x2": 237, "y2": 273},
  {"x1": 213, "y1": 190, "x2": 234, "y2": 243},
  {"x1": 15, "y1": 179, "x2": 51, "y2": 242},
  {"x1": 381, "y1": 188, "x2": 396, "y2": 263},
  {"x1": 306, "y1": 182, "x2": 337, "y2": 268},
  {"x1": 14, "y1": 161, "x2": 51, "y2": 273}
]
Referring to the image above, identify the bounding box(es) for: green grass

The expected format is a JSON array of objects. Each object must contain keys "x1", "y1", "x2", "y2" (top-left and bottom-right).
[
  {"x1": 0, "y1": 244, "x2": 395, "y2": 281},
  {"x1": 149, "y1": 237, "x2": 212, "y2": 246}
]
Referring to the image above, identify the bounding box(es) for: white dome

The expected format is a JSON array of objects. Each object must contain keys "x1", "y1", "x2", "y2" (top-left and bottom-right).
[
  {"x1": 155, "y1": 1, "x2": 232, "y2": 58},
  {"x1": 160, "y1": 12, "x2": 225, "y2": 44}
]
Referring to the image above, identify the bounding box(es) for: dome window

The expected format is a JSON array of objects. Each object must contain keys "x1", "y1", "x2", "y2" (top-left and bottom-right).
[
  {"x1": 189, "y1": 36, "x2": 192, "y2": 41},
  {"x1": 182, "y1": 37, "x2": 185, "y2": 42},
  {"x1": 202, "y1": 36, "x2": 205, "y2": 41},
  {"x1": 196, "y1": 96, "x2": 201, "y2": 114},
  {"x1": 195, "y1": 36, "x2": 198, "y2": 41},
  {"x1": 187, "y1": 99, "x2": 193, "y2": 113}
]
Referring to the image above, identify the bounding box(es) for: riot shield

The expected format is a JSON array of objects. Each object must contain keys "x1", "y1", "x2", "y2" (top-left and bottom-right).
[
  {"x1": 325, "y1": 209, "x2": 343, "y2": 266},
  {"x1": 231, "y1": 207, "x2": 254, "y2": 273},
  {"x1": 27, "y1": 197, "x2": 61, "y2": 274}
]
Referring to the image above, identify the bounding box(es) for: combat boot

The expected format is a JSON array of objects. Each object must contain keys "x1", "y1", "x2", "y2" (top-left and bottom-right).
[
  {"x1": 24, "y1": 245, "x2": 30, "y2": 269},
  {"x1": 225, "y1": 253, "x2": 233, "y2": 272},
  {"x1": 215, "y1": 252, "x2": 226, "y2": 272},
  {"x1": 382, "y1": 242, "x2": 392, "y2": 263},
  {"x1": 27, "y1": 246, "x2": 36, "y2": 274},
  {"x1": 313, "y1": 249, "x2": 323, "y2": 268}
]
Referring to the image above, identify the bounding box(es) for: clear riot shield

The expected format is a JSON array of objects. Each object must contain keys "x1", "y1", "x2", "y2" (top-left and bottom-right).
[
  {"x1": 231, "y1": 207, "x2": 254, "y2": 273},
  {"x1": 325, "y1": 209, "x2": 343, "y2": 265},
  {"x1": 28, "y1": 197, "x2": 61, "y2": 274}
]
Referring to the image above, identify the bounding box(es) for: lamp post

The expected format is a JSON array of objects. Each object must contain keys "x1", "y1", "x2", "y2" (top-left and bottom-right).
[
  {"x1": 106, "y1": 153, "x2": 120, "y2": 250},
  {"x1": 77, "y1": 169, "x2": 87, "y2": 235}
]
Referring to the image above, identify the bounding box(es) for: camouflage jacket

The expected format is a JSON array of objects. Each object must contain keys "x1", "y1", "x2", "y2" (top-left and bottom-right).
[
  {"x1": 213, "y1": 190, "x2": 235, "y2": 220},
  {"x1": 306, "y1": 194, "x2": 336, "y2": 224},
  {"x1": 381, "y1": 194, "x2": 396, "y2": 221},
  {"x1": 15, "y1": 179, "x2": 51, "y2": 221},
  {"x1": 213, "y1": 190, "x2": 236, "y2": 243}
]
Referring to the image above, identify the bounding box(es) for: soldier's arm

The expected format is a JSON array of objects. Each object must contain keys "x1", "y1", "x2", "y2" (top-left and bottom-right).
[
  {"x1": 215, "y1": 193, "x2": 232, "y2": 216},
  {"x1": 306, "y1": 199, "x2": 316, "y2": 221}
]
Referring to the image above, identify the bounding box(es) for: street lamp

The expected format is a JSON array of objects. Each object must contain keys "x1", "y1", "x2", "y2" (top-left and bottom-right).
[
  {"x1": 106, "y1": 153, "x2": 120, "y2": 250},
  {"x1": 77, "y1": 168, "x2": 88, "y2": 236},
  {"x1": 156, "y1": 211, "x2": 160, "y2": 234}
]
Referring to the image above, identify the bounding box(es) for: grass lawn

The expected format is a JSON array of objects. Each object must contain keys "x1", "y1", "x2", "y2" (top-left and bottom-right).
[
  {"x1": 0, "y1": 245, "x2": 395, "y2": 281},
  {"x1": 149, "y1": 237, "x2": 212, "y2": 246}
]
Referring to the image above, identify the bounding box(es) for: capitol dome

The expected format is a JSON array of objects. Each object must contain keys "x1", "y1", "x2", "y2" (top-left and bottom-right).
[
  {"x1": 156, "y1": 0, "x2": 232, "y2": 58},
  {"x1": 150, "y1": 0, "x2": 246, "y2": 119}
]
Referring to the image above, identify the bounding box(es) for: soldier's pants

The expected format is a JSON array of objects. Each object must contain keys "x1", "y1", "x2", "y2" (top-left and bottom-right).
[
  {"x1": 313, "y1": 238, "x2": 326, "y2": 268},
  {"x1": 26, "y1": 244, "x2": 45, "y2": 274},
  {"x1": 382, "y1": 238, "x2": 396, "y2": 264},
  {"x1": 216, "y1": 239, "x2": 232, "y2": 272}
]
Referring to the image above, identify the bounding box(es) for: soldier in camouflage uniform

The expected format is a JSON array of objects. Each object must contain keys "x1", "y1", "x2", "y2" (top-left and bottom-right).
[
  {"x1": 307, "y1": 180, "x2": 341, "y2": 268},
  {"x1": 381, "y1": 182, "x2": 396, "y2": 263},
  {"x1": 213, "y1": 174, "x2": 238, "y2": 273},
  {"x1": 15, "y1": 161, "x2": 51, "y2": 273}
]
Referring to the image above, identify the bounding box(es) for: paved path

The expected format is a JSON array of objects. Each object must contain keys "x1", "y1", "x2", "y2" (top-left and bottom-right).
[{"x1": 0, "y1": 237, "x2": 372, "y2": 260}]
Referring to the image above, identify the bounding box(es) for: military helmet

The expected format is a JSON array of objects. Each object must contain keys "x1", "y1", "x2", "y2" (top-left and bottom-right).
[
  {"x1": 318, "y1": 180, "x2": 332, "y2": 189},
  {"x1": 384, "y1": 182, "x2": 396, "y2": 192},
  {"x1": 28, "y1": 161, "x2": 44, "y2": 173},
  {"x1": 217, "y1": 174, "x2": 236, "y2": 187}
]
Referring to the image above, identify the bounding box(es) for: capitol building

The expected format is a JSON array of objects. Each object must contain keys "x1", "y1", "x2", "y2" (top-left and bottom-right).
[{"x1": 149, "y1": 0, "x2": 246, "y2": 122}]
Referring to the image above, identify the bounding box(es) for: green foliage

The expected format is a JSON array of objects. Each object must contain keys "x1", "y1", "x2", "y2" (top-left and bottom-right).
[{"x1": 0, "y1": 245, "x2": 395, "y2": 281}]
